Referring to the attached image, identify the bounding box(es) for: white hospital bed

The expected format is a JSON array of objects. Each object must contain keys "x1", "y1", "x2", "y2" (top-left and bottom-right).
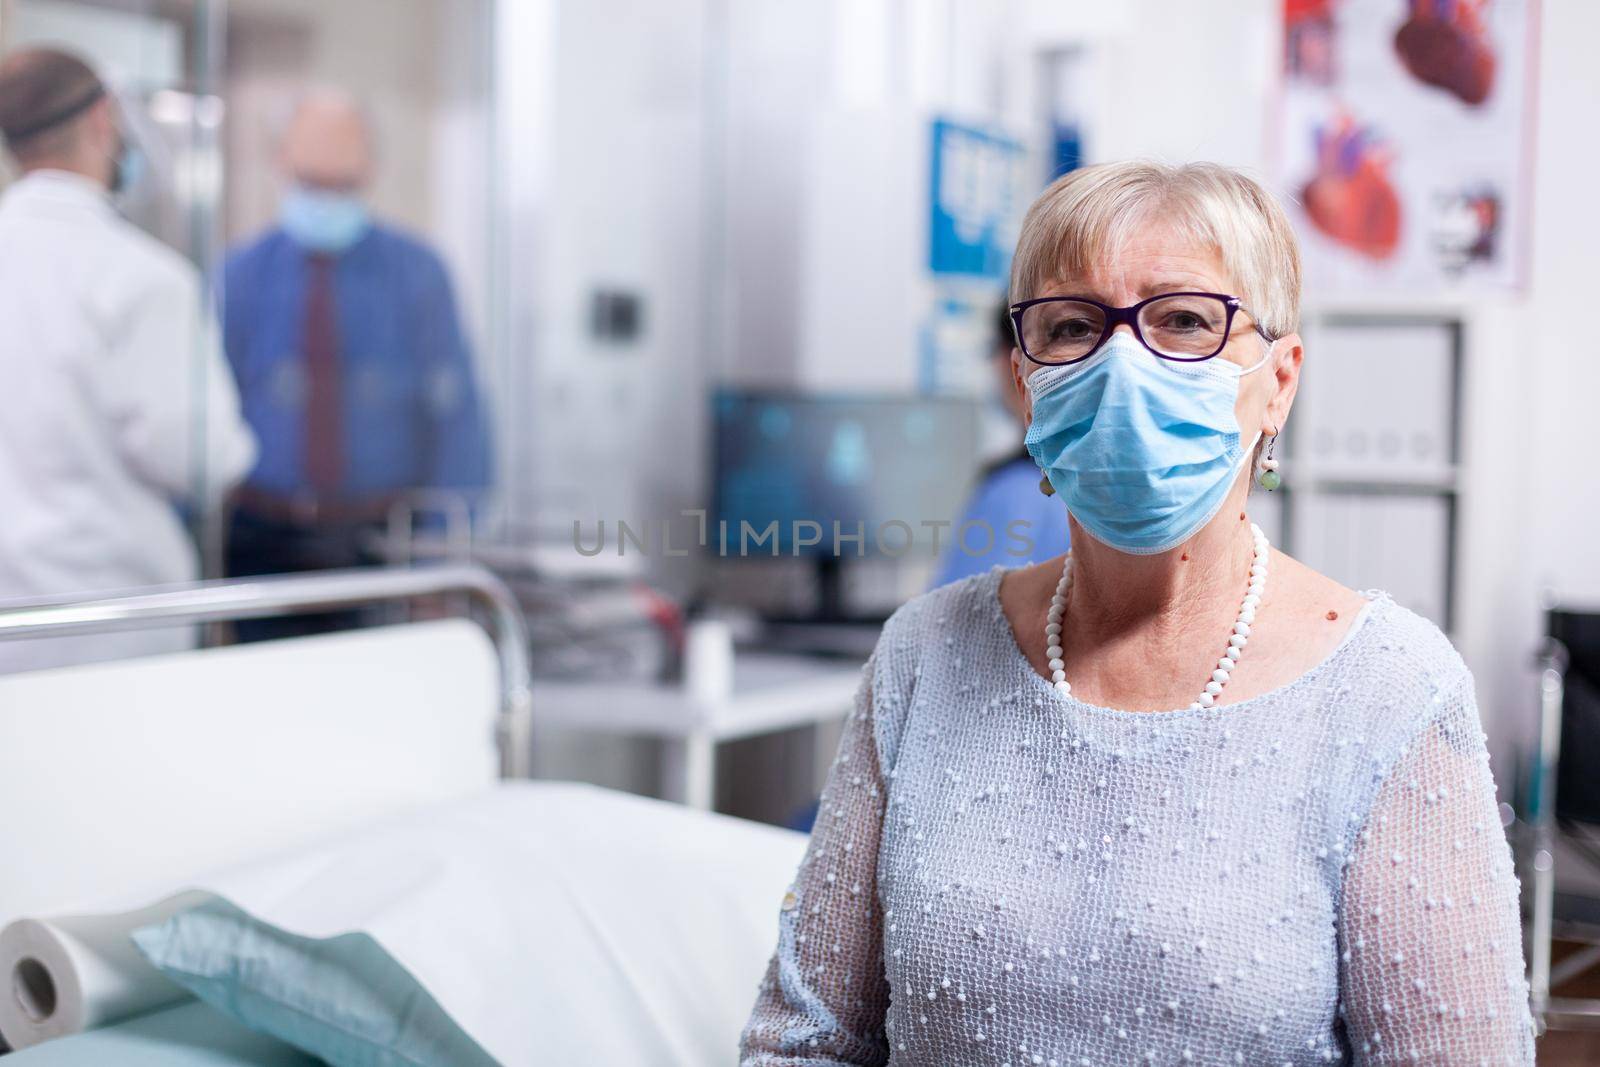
[{"x1": 0, "y1": 567, "x2": 805, "y2": 1064}]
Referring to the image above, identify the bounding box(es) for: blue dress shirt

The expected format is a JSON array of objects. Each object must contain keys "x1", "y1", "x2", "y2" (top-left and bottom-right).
[
  {"x1": 222, "y1": 224, "x2": 491, "y2": 500},
  {"x1": 932, "y1": 452, "x2": 1070, "y2": 586}
]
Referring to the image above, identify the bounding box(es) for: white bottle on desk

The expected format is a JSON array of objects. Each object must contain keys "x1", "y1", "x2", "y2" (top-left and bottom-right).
[{"x1": 684, "y1": 619, "x2": 735, "y2": 707}]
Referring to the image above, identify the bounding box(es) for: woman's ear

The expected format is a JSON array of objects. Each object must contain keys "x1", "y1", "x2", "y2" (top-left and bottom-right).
[{"x1": 1263, "y1": 332, "x2": 1303, "y2": 435}]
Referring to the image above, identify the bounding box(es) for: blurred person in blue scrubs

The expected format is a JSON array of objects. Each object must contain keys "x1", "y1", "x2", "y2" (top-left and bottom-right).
[
  {"x1": 0, "y1": 48, "x2": 256, "y2": 672},
  {"x1": 222, "y1": 89, "x2": 490, "y2": 632},
  {"x1": 931, "y1": 303, "x2": 1068, "y2": 587}
]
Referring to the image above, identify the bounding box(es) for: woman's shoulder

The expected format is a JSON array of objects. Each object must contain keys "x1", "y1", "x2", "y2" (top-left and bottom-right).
[
  {"x1": 1320, "y1": 593, "x2": 1478, "y2": 774},
  {"x1": 1271, "y1": 550, "x2": 1469, "y2": 699},
  {"x1": 884, "y1": 568, "x2": 1004, "y2": 638},
  {"x1": 1344, "y1": 593, "x2": 1470, "y2": 693}
]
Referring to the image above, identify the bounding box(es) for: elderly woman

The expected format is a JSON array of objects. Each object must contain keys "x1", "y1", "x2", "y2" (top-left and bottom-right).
[{"x1": 739, "y1": 161, "x2": 1532, "y2": 1065}]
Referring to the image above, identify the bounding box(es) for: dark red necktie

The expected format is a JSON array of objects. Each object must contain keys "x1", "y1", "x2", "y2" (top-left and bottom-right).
[{"x1": 302, "y1": 254, "x2": 344, "y2": 497}]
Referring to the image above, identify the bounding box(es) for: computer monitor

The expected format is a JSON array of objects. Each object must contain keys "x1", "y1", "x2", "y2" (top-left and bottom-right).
[{"x1": 710, "y1": 388, "x2": 982, "y2": 566}]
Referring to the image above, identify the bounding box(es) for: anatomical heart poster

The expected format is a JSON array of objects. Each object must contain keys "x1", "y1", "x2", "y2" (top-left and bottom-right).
[{"x1": 1277, "y1": 0, "x2": 1538, "y2": 292}]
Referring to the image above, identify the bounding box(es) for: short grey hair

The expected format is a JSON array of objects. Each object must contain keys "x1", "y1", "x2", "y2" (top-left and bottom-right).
[{"x1": 1009, "y1": 160, "x2": 1302, "y2": 340}]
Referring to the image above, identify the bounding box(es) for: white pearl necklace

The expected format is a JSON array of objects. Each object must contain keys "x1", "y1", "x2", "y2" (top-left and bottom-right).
[{"x1": 1045, "y1": 523, "x2": 1269, "y2": 710}]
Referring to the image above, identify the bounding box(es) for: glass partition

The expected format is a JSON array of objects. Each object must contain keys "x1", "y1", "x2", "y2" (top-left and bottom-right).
[{"x1": 0, "y1": 0, "x2": 504, "y2": 664}]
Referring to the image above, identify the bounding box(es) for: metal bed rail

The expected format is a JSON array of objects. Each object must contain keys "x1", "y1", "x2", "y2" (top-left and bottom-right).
[
  {"x1": 0, "y1": 565, "x2": 533, "y2": 779},
  {"x1": 1527, "y1": 625, "x2": 1600, "y2": 1031},
  {"x1": 1529, "y1": 638, "x2": 1565, "y2": 1027}
]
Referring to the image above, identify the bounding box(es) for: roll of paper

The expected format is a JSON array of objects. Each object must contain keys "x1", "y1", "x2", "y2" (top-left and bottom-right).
[{"x1": 0, "y1": 890, "x2": 215, "y2": 1049}]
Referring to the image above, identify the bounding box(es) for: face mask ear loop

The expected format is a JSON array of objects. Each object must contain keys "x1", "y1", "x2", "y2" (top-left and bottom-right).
[{"x1": 1239, "y1": 336, "x2": 1278, "y2": 377}]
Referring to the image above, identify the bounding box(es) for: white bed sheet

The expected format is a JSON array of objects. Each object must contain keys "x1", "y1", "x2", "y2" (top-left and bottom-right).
[{"x1": 187, "y1": 781, "x2": 806, "y2": 1067}]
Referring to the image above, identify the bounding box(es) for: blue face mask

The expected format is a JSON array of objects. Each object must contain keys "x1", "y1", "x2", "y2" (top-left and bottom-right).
[
  {"x1": 279, "y1": 185, "x2": 370, "y2": 254},
  {"x1": 1024, "y1": 332, "x2": 1271, "y2": 555}
]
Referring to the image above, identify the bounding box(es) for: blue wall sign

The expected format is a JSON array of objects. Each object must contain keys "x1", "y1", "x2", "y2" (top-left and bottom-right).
[{"x1": 927, "y1": 118, "x2": 1024, "y2": 279}]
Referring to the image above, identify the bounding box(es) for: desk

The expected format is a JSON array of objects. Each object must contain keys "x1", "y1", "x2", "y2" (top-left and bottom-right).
[{"x1": 529, "y1": 652, "x2": 866, "y2": 810}]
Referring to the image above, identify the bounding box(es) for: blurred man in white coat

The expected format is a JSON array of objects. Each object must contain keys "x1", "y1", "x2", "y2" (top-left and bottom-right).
[{"x1": 0, "y1": 48, "x2": 256, "y2": 672}]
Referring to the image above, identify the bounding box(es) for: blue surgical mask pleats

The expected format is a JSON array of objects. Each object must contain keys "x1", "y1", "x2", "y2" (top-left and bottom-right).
[{"x1": 1024, "y1": 333, "x2": 1261, "y2": 555}]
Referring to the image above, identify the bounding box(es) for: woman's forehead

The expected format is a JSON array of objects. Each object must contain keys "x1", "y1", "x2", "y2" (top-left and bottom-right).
[{"x1": 1038, "y1": 218, "x2": 1233, "y2": 301}]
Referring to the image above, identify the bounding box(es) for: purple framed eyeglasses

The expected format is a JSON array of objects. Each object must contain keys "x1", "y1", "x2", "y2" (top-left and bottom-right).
[{"x1": 1009, "y1": 291, "x2": 1275, "y2": 366}]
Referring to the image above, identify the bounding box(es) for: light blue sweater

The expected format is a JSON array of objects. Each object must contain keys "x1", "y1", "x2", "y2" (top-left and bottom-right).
[{"x1": 742, "y1": 568, "x2": 1533, "y2": 1065}]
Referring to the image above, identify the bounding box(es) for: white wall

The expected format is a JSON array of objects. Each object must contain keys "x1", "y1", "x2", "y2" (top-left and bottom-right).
[
  {"x1": 1497, "y1": 0, "x2": 1600, "y2": 772},
  {"x1": 1521, "y1": 1, "x2": 1600, "y2": 603},
  {"x1": 495, "y1": 0, "x2": 712, "y2": 584}
]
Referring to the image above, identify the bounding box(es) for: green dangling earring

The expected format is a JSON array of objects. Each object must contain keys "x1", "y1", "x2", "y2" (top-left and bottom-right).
[
  {"x1": 1256, "y1": 430, "x2": 1282, "y2": 491},
  {"x1": 1038, "y1": 472, "x2": 1056, "y2": 497}
]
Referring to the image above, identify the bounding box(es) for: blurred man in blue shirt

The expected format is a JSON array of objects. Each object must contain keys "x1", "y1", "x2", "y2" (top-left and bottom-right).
[
  {"x1": 222, "y1": 89, "x2": 490, "y2": 625},
  {"x1": 932, "y1": 303, "x2": 1068, "y2": 586}
]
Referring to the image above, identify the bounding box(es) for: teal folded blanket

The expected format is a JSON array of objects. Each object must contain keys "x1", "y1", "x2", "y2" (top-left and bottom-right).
[
  {"x1": 0, "y1": 1001, "x2": 314, "y2": 1066},
  {"x1": 132, "y1": 898, "x2": 498, "y2": 1067}
]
